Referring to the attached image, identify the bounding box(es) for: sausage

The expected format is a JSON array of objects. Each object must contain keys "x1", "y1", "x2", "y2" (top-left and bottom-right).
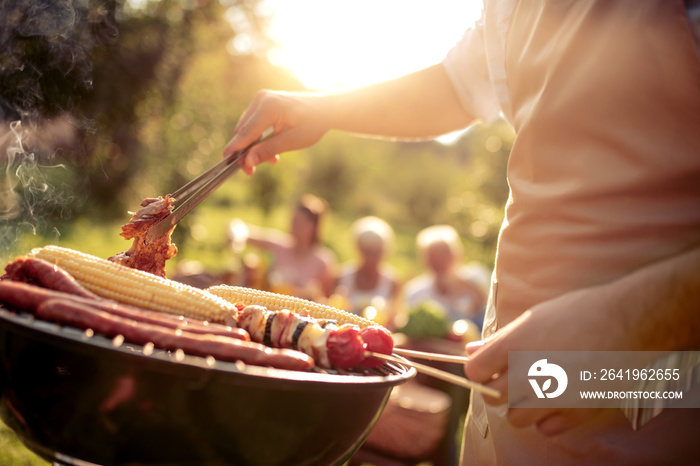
[
  {"x1": 0, "y1": 281, "x2": 249, "y2": 341},
  {"x1": 88, "y1": 301, "x2": 249, "y2": 340},
  {"x1": 0, "y1": 280, "x2": 61, "y2": 312},
  {"x1": 4, "y1": 257, "x2": 98, "y2": 298},
  {"x1": 36, "y1": 299, "x2": 314, "y2": 371}
]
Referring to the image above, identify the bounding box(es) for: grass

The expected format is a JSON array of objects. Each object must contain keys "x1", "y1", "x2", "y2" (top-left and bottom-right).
[{"x1": 0, "y1": 419, "x2": 48, "y2": 465}]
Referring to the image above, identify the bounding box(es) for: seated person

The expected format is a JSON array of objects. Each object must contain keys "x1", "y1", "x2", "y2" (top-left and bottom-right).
[
  {"x1": 335, "y1": 216, "x2": 402, "y2": 329},
  {"x1": 404, "y1": 225, "x2": 489, "y2": 329},
  {"x1": 227, "y1": 194, "x2": 337, "y2": 301}
]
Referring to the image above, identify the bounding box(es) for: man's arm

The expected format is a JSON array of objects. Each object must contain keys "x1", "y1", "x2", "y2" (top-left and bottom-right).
[
  {"x1": 227, "y1": 220, "x2": 292, "y2": 252},
  {"x1": 223, "y1": 64, "x2": 474, "y2": 174}
]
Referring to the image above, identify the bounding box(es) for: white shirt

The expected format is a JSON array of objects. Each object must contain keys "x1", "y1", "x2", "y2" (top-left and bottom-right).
[
  {"x1": 443, "y1": 0, "x2": 700, "y2": 124},
  {"x1": 442, "y1": 0, "x2": 515, "y2": 122}
]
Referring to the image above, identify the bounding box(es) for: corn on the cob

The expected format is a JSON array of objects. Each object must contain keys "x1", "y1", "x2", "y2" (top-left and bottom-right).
[
  {"x1": 206, "y1": 284, "x2": 381, "y2": 330},
  {"x1": 30, "y1": 245, "x2": 237, "y2": 324}
]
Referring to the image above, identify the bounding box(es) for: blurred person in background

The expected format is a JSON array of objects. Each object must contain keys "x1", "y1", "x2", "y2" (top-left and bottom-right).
[
  {"x1": 227, "y1": 193, "x2": 337, "y2": 301},
  {"x1": 222, "y1": 1, "x2": 700, "y2": 464},
  {"x1": 405, "y1": 224, "x2": 488, "y2": 330},
  {"x1": 400, "y1": 224, "x2": 488, "y2": 465},
  {"x1": 335, "y1": 216, "x2": 402, "y2": 330}
]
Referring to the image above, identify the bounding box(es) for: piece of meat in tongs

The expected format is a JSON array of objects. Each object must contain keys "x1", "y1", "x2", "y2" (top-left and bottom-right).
[
  {"x1": 108, "y1": 196, "x2": 178, "y2": 277},
  {"x1": 109, "y1": 128, "x2": 271, "y2": 278}
]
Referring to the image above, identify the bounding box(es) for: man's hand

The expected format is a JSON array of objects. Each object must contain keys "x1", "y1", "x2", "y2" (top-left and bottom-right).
[
  {"x1": 464, "y1": 244, "x2": 700, "y2": 436},
  {"x1": 464, "y1": 282, "x2": 623, "y2": 436},
  {"x1": 223, "y1": 91, "x2": 330, "y2": 175}
]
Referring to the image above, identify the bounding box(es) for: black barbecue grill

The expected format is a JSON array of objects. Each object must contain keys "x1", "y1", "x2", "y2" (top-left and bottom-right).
[{"x1": 0, "y1": 307, "x2": 415, "y2": 466}]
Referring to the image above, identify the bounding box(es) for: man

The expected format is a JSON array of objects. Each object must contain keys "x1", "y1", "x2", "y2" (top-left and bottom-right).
[{"x1": 223, "y1": 1, "x2": 700, "y2": 464}]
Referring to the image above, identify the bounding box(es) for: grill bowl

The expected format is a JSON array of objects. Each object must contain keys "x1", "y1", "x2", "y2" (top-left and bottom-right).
[{"x1": 0, "y1": 308, "x2": 414, "y2": 466}]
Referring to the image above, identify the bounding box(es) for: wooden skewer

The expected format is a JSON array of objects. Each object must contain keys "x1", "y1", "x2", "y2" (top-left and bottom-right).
[
  {"x1": 366, "y1": 351, "x2": 501, "y2": 399},
  {"x1": 392, "y1": 347, "x2": 471, "y2": 364}
]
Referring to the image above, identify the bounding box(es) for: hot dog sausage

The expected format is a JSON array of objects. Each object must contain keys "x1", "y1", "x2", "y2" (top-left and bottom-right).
[
  {"x1": 88, "y1": 301, "x2": 249, "y2": 340},
  {"x1": 36, "y1": 299, "x2": 314, "y2": 371},
  {"x1": 4, "y1": 257, "x2": 98, "y2": 298},
  {"x1": 0, "y1": 280, "x2": 60, "y2": 311}
]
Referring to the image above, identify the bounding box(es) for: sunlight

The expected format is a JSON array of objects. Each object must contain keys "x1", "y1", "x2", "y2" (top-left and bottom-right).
[{"x1": 262, "y1": 0, "x2": 482, "y2": 90}]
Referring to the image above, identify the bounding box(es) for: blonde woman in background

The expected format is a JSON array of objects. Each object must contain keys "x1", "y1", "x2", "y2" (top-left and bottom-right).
[
  {"x1": 335, "y1": 216, "x2": 402, "y2": 330},
  {"x1": 227, "y1": 194, "x2": 337, "y2": 302},
  {"x1": 404, "y1": 225, "x2": 489, "y2": 329}
]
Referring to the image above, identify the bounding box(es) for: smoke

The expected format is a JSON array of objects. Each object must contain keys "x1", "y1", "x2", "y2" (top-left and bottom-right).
[
  {"x1": 0, "y1": 0, "x2": 118, "y2": 260},
  {"x1": 0, "y1": 119, "x2": 83, "y2": 259},
  {"x1": 0, "y1": 0, "x2": 118, "y2": 123}
]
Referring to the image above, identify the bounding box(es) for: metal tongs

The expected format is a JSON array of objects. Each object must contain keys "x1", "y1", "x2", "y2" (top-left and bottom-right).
[{"x1": 144, "y1": 128, "x2": 273, "y2": 243}]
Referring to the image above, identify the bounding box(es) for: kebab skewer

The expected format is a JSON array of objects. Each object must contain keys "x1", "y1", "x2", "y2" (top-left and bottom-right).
[
  {"x1": 208, "y1": 285, "x2": 397, "y2": 370},
  {"x1": 205, "y1": 286, "x2": 501, "y2": 395},
  {"x1": 235, "y1": 304, "x2": 393, "y2": 370}
]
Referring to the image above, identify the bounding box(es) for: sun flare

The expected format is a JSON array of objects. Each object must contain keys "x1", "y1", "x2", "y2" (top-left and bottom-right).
[{"x1": 262, "y1": 0, "x2": 483, "y2": 90}]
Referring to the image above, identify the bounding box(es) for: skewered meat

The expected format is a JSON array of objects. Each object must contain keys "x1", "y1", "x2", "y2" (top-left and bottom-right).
[
  {"x1": 358, "y1": 326, "x2": 394, "y2": 368},
  {"x1": 237, "y1": 305, "x2": 393, "y2": 370},
  {"x1": 108, "y1": 196, "x2": 177, "y2": 277},
  {"x1": 238, "y1": 305, "x2": 337, "y2": 368},
  {"x1": 326, "y1": 324, "x2": 366, "y2": 369}
]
